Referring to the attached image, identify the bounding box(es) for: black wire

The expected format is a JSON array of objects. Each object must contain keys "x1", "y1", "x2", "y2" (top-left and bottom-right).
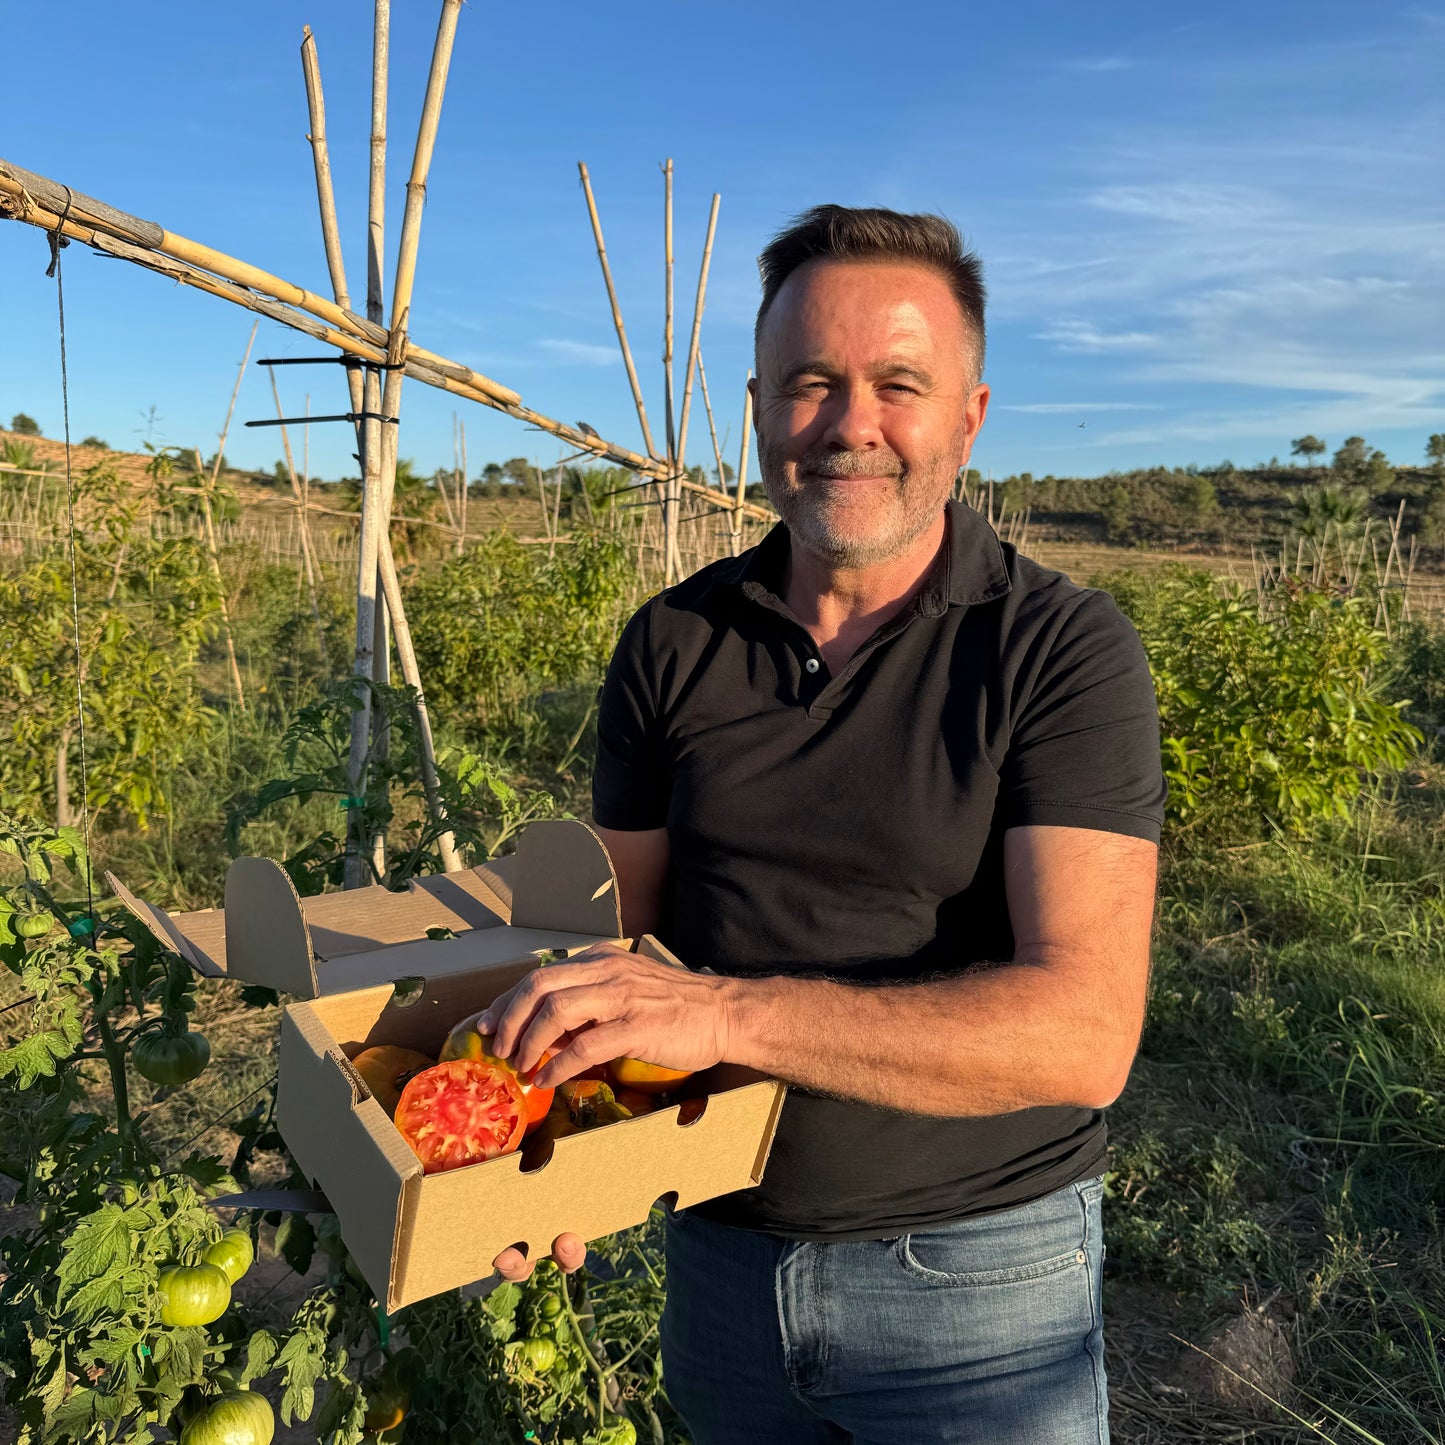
[{"x1": 51, "y1": 188, "x2": 96, "y2": 921}]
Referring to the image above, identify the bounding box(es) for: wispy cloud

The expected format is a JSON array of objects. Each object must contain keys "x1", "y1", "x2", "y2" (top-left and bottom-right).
[
  {"x1": 1033, "y1": 321, "x2": 1161, "y2": 353},
  {"x1": 537, "y1": 339, "x2": 621, "y2": 367},
  {"x1": 1061, "y1": 55, "x2": 1139, "y2": 73}
]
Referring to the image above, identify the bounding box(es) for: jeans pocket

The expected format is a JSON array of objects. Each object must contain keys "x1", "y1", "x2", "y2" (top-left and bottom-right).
[{"x1": 897, "y1": 1238, "x2": 1085, "y2": 1287}]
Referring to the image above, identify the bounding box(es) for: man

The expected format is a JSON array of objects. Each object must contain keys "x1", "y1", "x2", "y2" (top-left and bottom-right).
[{"x1": 481, "y1": 206, "x2": 1165, "y2": 1444}]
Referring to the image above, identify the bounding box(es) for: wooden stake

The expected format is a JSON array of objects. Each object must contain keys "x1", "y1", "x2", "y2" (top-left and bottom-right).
[
  {"x1": 675, "y1": 193, "x2": 720, "y2": 482},
  {"x1": 696, "y1": 351, "x2": 727, "y2": 493},
  {"x1": 661, "y1": 159, "x2": 678, "y2": 584},
  {"x1": 458, "y1": 417, "x2": 468, "y2": 553},
  {"x1": 192, "y1": 449, "x2": 246, "y2": 712},
  {"x1": 577, "y1": 161, "x2": 659, "y2": 459},
  {"x1": 733, "y1": 372, "x2": 754, "y2": 554},
  {"x1": 267, "y1": 365, "x2": 324, "y2": 628}
]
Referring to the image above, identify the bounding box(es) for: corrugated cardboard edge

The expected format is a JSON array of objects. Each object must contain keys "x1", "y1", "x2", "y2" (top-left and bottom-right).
[
  {"x1": 104, "y1": 872, "x2": 227, "y2": 977},
  {"x1": 225, "y1": 857, "x2": 318, "y2": 995},
  {"x1": 278, "y1": 997, "x2": 422, "y2": 1301},
  {"x1": 511, "y1": 820, "x2": 620, "y2": 936}
]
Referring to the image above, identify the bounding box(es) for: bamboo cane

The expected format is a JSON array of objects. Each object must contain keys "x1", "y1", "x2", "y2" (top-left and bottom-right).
[
  {"x1": 377, "y1": 532, "x2": 460, "y2": 871},
  {"x1": 578, "y1": 161, "x2": 659, "y2": 460},
  {"x1": 1, "y1": 189, "x2": 673, "y2": 478},
  {"x1": 266, "y1": 366, "x2": 324, "y2": 628},
  {"x1": 662, "y1": 159, "x2": 678, "y2": 585},
  {"x1": 458, "y1": 417, "x2": 468, "y2": 554},
  {"x1": 696, "y1": 351, "x2": 727, "y2": 492},
  {"x1": 192, "y1": 450, "x2": 247, "y2": 712},
  {"x1": 675, "y1": 193, "x2": 720, "y2": 483},
  {"x1": 0, "y1": 162, "x2": 520, "y2": 408},
  {"x1": 733, "y1": 372, "x2": 754, "y2": 554},
  {"x1": 301, "y1": 24, "x2": 365, "y2": 429}
]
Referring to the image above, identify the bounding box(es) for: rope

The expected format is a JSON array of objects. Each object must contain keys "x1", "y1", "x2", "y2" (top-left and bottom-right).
[{"x1": 49, "y1": 186, "x2": 96, "y2": 922}]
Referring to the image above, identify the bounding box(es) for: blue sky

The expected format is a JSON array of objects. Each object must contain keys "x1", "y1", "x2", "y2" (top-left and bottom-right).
[{"x1": 3, "y1": 1, "x2": 1442, "y2": 484}]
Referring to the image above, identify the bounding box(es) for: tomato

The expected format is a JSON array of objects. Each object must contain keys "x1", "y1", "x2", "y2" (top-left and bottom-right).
[
  {"x1": 202, "y1": 1230, "x2": 254, "y2": 1286},
  {"x1": 349, "y1": 1045, "x2": 436, "y2": 1117},
  {"x1": 615, "y1": 1087, "x2": 660, "y2": 1117},
  {"x1": 439, "y1": 1010, "x2": 556, "y2": 1132},
  {"x1": 362, "y1": 1376, "x2": 409, "y2": 1432},
  {"x1": 15, "y1": 911, "x2": 53, "y2": 939},
  {"x1": 133, "y1": 1031, "x2": 211, "y2": 1086},
  {"x1": 520, "y1": 1336, "x2": 557, "y2": 1373},
  {"x1": 157, "y1": 1262, "x2": 232, "y2": 1327},
  {"x1": 394, "y1": 1060, "x2": 526, "y2": 1174},
  {"x1": 536, "y1": 1292, "x2": 564, "y2": 1320},
  {"x1": 608, "y1": 1056, "x2": 694, "y2": 1094},
  {"x1": 180, "y1": 1389, "x2": 275, "y2": 1445},
  {"x1": 558, "y1": 1078, "x2": 632, "y2": 1128},
  {"x1": 598, "y1": 1422, "x2": 638, "y2": 1445}
]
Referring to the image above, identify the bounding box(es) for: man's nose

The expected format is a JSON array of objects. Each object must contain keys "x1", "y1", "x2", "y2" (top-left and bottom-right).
[{"x1": 820, "y1": 381, "x2": 884, "y2": 452}]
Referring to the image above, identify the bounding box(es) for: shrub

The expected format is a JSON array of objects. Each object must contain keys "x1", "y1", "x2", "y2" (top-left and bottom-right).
[{"x1": 1098, "y1": 567, "x2": 1421, "y2": 836}]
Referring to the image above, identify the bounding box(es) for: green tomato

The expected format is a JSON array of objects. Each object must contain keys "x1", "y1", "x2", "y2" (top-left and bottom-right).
[
  {"x1": 203, "y1": 1229, "x2": 254, "y2": 1285},
  {"x1": 536, "y1": 1292, "x2": 564, "y2": 1320},
  {"x1": 180, "y1": 1389, "x2": 275, "y2": 1445},
  {"x1": 157, "y1": 1262, "x2": 232, "y2": 1327},
  {"x1": 597, "y1": 1422, "x2": 637, "y2": 1445},
  {"x1": 520, "y1": 1336, "x2": 557, "y2": 1373},
  {"x1": 133, "y1": 1030, "x2": 211, "y2": 1085},
  {"x1": 14, "y1": 911, "x2": 53, "y2": 939}
]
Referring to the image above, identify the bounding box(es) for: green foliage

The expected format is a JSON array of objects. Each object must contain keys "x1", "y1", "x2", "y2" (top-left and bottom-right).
[
  {"x1": 3, "y1": 439, "x2": 47, "y2": 472},
  {"x1": 225, "y1": 679, "x2": 558, "y2": 890},
  {"x1": 1290, "y1": 434, "x2": 1327, "y2": 464},
  {"x1": 407, "y1": 529, "x2": 634, "y2": 727},
  {"x1": 1333, "y1": 435, "x2": 1395, "y2": 496},
  {"x1": 11, "y1": 413, "x2": 42, "y2": 436},
  {"x1": 0, "y1": 461, "x2": 221, "y2": 827},
  {"x1": 1290, "y1": 480, "x2": 1368, "y2": 541},
  {"x1": 79, "y1": 439, "x2": 110, "y2": 452},
  {"x1": 399, "y1": 1237, "x2": 672, "y2": 1444},
  {"x1": 1100, "y1": 567, "x2": 1420, "y2": 836}
]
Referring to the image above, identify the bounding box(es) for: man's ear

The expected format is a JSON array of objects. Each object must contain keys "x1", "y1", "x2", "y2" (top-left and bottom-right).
[{"x1": 957, "y1": 382, "x2": 991, "y2": 469}]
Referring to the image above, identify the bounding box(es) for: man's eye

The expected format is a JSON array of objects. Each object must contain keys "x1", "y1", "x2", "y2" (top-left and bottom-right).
[{"x1": 792, "y1": 382, "x2": 828, "y2": 397}]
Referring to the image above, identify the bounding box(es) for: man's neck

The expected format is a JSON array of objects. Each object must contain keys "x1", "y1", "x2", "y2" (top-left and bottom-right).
[{"x1": 782, "y1": 511, "x2": 947, "y2": 671}]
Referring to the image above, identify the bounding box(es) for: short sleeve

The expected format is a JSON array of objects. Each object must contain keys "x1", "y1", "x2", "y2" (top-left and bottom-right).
[
  {"x1": 998, "y1": 589, "x2": 1166, "y2": 842},
  {"x1": 591, "y1": 603, "x2": 672, "y2": 831}
]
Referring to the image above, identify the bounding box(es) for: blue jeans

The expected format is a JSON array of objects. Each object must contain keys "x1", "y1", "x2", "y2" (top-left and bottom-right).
[{"x1": 660, "y1": 1177, "x2": 1109, "y2": 1445}]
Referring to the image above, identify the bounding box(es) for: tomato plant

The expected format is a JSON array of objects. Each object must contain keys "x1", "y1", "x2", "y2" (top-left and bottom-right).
[
  {"x1": 178, "y1": 1389, "x2": 274, "y2": 1445},
  {"x1": 394, "y1": 1060, "x2": 527, "y2": 1173},
  {"x1": 157, "y1": 1263, "x2": 232, "y2": 1328},
  {"x1": 202, "y1": 1230, "x2": 255, "y2": 1287}
]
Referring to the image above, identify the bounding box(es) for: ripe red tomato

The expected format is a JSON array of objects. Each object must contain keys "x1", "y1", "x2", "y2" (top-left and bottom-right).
[
  {"x1": 348, "y1": 1045, "x2": 436, "y2": 1117},
  {"x1": 394, "y1": 1060, "x2": 527, "y2": 1174},
  {"x1": 608, "y1": 1057, "x2": 693, "y2": 1094},
  {"x1": 439, "y1": 1010, "x2": 556, "y2": 1132}
]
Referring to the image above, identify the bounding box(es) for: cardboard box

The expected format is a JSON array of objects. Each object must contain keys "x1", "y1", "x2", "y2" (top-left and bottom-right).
[{"x1": 110, "y1": 820, "x2": 786, "y2": 1311}]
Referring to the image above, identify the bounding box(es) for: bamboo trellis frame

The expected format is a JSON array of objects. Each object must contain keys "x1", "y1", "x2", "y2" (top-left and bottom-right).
[{"x1": 0, "y1": 3, "x2": 771, "y2": 885}]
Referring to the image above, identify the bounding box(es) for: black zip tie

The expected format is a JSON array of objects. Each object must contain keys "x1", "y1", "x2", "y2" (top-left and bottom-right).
[{"x1": 245, "y1": 411, "x2": 398, "y2": 428}]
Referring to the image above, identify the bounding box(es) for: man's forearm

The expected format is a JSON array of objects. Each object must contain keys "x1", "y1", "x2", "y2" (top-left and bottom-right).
[{"x1": 721, "y1": 954, "x2": 1142, "y2": 1116}]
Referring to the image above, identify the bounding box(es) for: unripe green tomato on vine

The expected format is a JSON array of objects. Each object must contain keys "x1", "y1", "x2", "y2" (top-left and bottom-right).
[
  {"x1": 14, "y1": 911, "x2": 53, "y2": 939},
  {"x1": 133, "y1": 1031, "x2": 211, "y2": 1085},
  {"x1": 520, "y1": 1336, "x2": 557, "y2": 1373},
  {"x1": 179, "y1": 1389, "x2": 275, "y2": 1445},
  {"x1": 203, "y1": 1230, "x2": 254, "y2": 1285},
  {"x1": 157, "y1": 1262, "x2": 231, "y2": 1327}
]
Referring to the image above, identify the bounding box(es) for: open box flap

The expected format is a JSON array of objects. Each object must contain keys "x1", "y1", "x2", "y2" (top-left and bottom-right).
[
  {"x1": 105, "y1": 872, "x2": 228, "y2": 977},
  {"x1": 510, "y1": 820, "x2": 620, "y2": 935}
]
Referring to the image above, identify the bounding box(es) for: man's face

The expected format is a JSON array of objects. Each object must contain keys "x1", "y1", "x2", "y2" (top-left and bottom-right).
[{"x1": 753, "y1": 259, "x2": 989, "y2": 570}]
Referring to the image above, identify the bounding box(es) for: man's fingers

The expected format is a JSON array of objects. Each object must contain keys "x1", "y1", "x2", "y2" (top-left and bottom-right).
[
  {"x1": 533, "y1": 1020, "x2": 634, "y2": 1089},
  {"x1": 552, "y1": 1232, "x2": 586, "y2": 1273},
  {"x1": 513, "y1": 985, "x2": 624, "y2": 1075},
  {"x1": 492, "y1": 1246, "x2": 536, "y2": 1282}
]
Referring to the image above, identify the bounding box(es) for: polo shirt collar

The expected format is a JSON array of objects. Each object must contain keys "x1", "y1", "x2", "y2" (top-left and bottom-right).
[{"x1": 737, "y1": 499, "x2": 1011, "y2": 616}]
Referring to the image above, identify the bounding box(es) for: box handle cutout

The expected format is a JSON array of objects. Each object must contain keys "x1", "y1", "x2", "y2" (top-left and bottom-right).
[
  {"x1": 675, "y1": 1096, "x2": 708, "y2": 1128},
  {"x1": 390, "y1": 977, "x2": 426, "y2": 1008}
]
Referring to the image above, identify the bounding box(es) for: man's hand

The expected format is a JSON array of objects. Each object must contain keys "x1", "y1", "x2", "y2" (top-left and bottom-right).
[
  {"x1": 493, "y1": 1233, "x2": 585, "y2": 1283},
  {"x1": 478, "y1": 943, "x2": 733, "y2": 1089}
]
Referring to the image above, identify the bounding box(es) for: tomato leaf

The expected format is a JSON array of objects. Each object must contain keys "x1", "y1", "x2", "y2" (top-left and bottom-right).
[
  {"x1": 275, "y1": 1212, "x2": 317, "y2": 1277},
  {"x1": 55, "y1": 1202, "x2": 133, "y2": 1307},
  {"x1": 242, "y1": 1328, "x2": 279, "y2": 1385},
  {"x1": 0, "y1": 1025, "x2": 78, "y2": 1088},
  {"x1": 174, "y1": 1153, "x2": 235, "y2": 1196}
]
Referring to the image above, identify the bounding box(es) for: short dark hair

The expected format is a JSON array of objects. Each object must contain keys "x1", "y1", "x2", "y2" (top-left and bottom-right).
[{"x1": 755, "y1": 204, "x2": 986, "y2": 376}]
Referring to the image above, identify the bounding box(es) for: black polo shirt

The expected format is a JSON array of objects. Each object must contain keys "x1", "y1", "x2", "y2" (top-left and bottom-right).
[{"x1": 592, "y1": 501, "x2": 1165, "y2": 1239}]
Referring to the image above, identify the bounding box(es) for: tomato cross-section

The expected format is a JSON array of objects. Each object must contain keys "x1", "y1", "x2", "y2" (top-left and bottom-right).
[{"x1": 394, "y1": 1059, "x2": 527, "y2": 1174}]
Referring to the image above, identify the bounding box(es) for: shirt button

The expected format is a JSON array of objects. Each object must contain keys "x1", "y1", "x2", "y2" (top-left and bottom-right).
[{"x1": 804, "y1": 658, "x2": 820, "y2": 674}]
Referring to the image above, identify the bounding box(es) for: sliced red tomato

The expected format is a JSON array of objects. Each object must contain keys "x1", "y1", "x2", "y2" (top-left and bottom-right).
[
  {"x1": 439, "y1": 1010, "x2": 556, "y2": 1132},
  {"x1": 394, "y1": 1060, "x2": 527, "y2": 1174}
]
